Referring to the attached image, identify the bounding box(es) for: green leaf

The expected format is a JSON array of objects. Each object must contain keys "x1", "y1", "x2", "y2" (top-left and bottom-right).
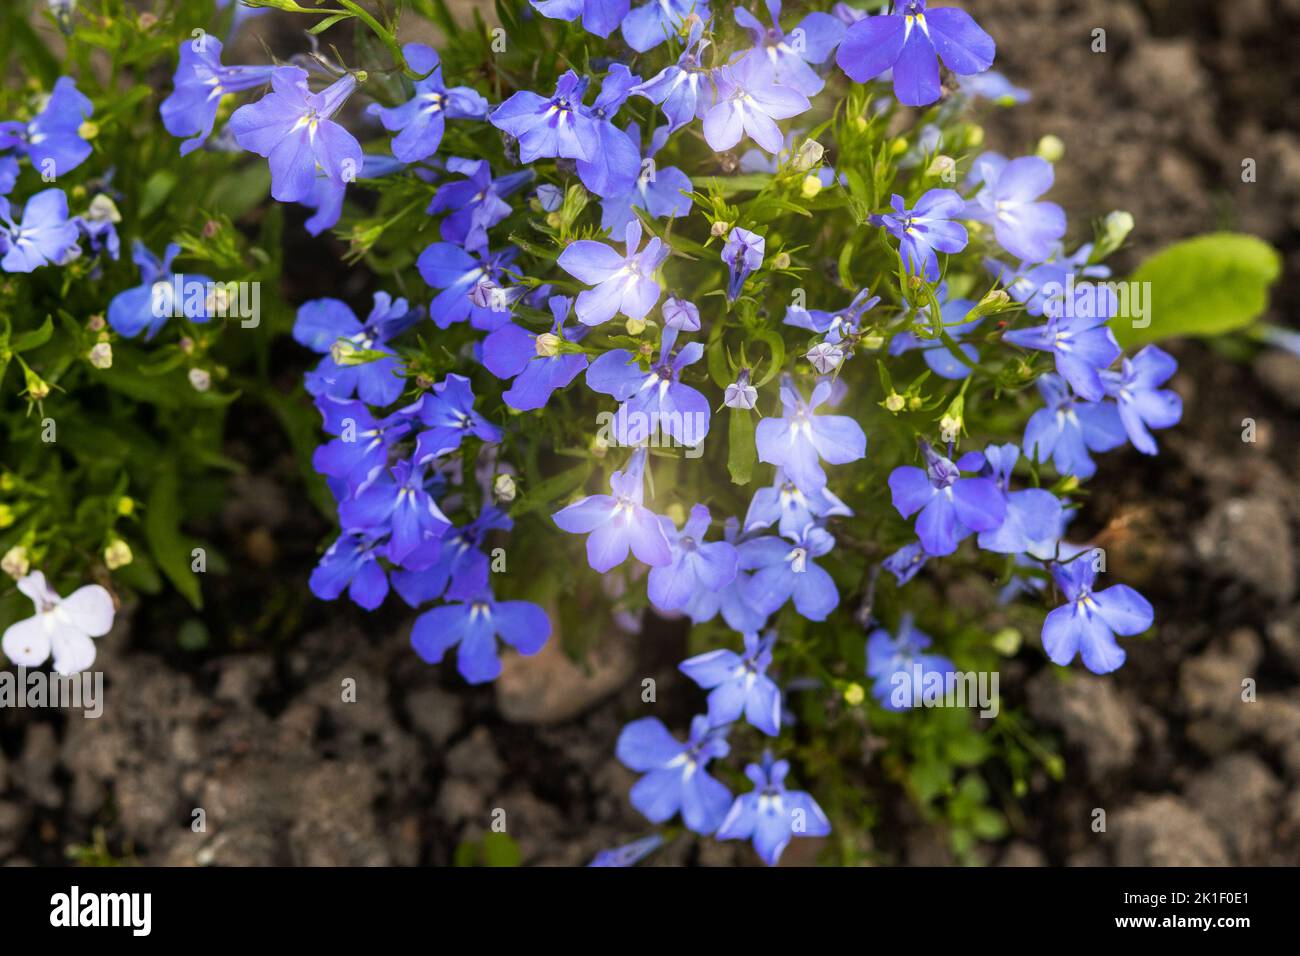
[
  {"x1": 138, "y1": 170, "x2": 178, "y2": 220},
  {"x1": 513, "y1": 461, "x2": 593, "y2": 516},
  {"x1": 1113, "y1": 233, "x2": 1281, "y2": 348},
  {"x1": 144, "y1": 465, "x2": 204, "y2": 610},
  {"x1": 10, "y1": 316, "x2": 53, "y2": 353},
  {"x1": 728, "y1": 409, "x2": 757, "y2": 485}
]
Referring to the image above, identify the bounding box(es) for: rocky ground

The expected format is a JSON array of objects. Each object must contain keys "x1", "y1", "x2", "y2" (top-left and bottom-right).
[{"x1": 2, "y1": 0, "x2": 1299, "y2": 866}]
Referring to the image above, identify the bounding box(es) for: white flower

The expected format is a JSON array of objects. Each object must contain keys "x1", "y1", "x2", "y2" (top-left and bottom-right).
[{"x1": 2, "y1": 571, "x2": 114, "y2": 674}]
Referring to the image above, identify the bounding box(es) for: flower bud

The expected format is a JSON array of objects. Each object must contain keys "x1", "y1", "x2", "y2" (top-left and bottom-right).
[
  {"x1": 77, "y1": 120, "x2": 99, "y2": 140},
  {"x1": 117, "y1": 496, "x2": 135, "y2": 516},
  {"x1": 535, "y1": 332, "x2": 561, "y2": 357},
  {"x1": 0, "y1": 505, "x2": 13, "y2": 529},
  {"x1": 188, "y1": 367, "x2": 211, "y2": 392},
  {"x1": 493, "y1": 473, "x2": 517, "y2": 503},
  {"x1": 800, "y1": 175, "x2": 822, "y2": 199},
  {"x1": 24, "y1": 367, "x2": 50, "y2": 400},
  {"x1": 926, "y1": 155, "x2": 956, "y2": 180},
  {"x1": 773, "y1": 251, "x2": 791, "y2": 270},
  {"x1": 843, "y1": 682, "x2": 866, "y2": 707},
  {"x1": 793, "y1": 138, "x2": 824, "y2": 172},
  {"x1": 805, "y1": 342, "x2": 843, "y2": 374},
  {"x1": 665, "y1": 502, "x2": 686, "y2": 527},
  {"x1": 87, "y1": 313, "x2": 105, "y2": 331},
  {"x1": 2, "y1": 545, "x2": 29, "y2": 579},
  {"x1": 1100, "y1": 210, "x2": 1135, "y2": 253},
  {"x1": 884, "y1": 392, "x2": 905, "y2": 413},
  {"x1": 966, "y1": 125, "x2": 985, "y2": 148},
  {"x1": 710, "y1": 220, "x2": 731, "y2": 238},
  {"x1": 1035, "y1": 134, "x2": 1065, "y2": 163},
  {"x1": 724, "y1": 368, "x2": 758, "y2": 410},
  {"x1": 104, "y1": 538, "x2": 133, "y2": 570},
  {"x1": 88, "y1": 342, "x2": 112, "y2": 369},
  {"x1": 625, "y1": 316, "x2": 647, "y2": 335}
]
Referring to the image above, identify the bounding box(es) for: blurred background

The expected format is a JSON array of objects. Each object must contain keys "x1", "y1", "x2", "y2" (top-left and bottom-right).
[{"x1": 1, "y1": 0, "x2": 1298, "y2": 866}]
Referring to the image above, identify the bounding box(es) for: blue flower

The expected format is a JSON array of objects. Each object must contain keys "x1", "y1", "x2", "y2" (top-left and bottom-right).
[
  {"x1": 0, "y1": 188, "x2": 79, "y2": 273},
  {"x1": 1022, "y1": 373, "x2": 1126, "y2": 480},
  {"x1": 574, "y1": 64, "x2": 642, "y2": 200},
  {"x1": 311, "y1": 396, "x2": 414, "y2": 492},
  {"x1": 836, "y1": 0, "x2": 995, "y2": 107},
  {"x1": 309, "y1": 530, "x2": 390, "y2": 610},
  {"x1": 684, "y1": 519, "x2": 772, "y2": 633},
  {"x1": 888, "y1": 287, "x2": 980, "y2": 379},
  {"x1": 784, "y1": 288, "x2": 880, "y2": 346},
  {"x1": 722, "y1": 226, "x2": 765, "y2": 301},
  {"x1": 632, "y1": 23, "x2": 714, "y2": 131},
  {"x1": 703, "y1": 53, "x2": 811, "y2": 154},
  {"x1": 599, "y1": 123, "x2": 693, "y2": 235},
  {"x1": 229, "y1": 67, "x2": 362, "y2": 204},
  {"x1": 371, "y1": 43, "x2": 488, "y2": 163},
  {"x1": 974, "y1": 443, "x2": 1063, "y2": 555},
  {"x1": 740, "y1": 524, "x2": 840, "y2": 622},
  {"x1": 294, "y1": 292, "x2": 418, "y2": 407},
  {"x1": 958, "y1": 70, "x2": 1030, "y2": 105},
  {"x1": 416, "y1": 241, "x2": 519, "y2": 329},
  {"x1": 588, "y1": 834, "x2": 663, "y2": 867},
  {"x1": 681, "y1": 631, "x2": 782, "y2": 735},
  {"x1": 339, "y1": 459, "x2": 452, "y2": 565},
  {"x1": 391, "y1": 506, "x2": 513, "y2": 606},
  {"x1": 0, "y1": 155, "x2": 18, "y2": 195},
  {"x1": 964, "y1": 153, "x2": 1067, "y2": 263},
  {"x1": 159, "y1": 36, "x2": 276, "y2": 156},
  {"x1": 871, "y1": 188, "x2": 968, "y2": 281},
  {"x1": 866, "y1": 612, "x2": 955, "y2": 710},
  {"x1": 616, "y1": 715, "x2": 732, "y2": 834},
  {"x1": 1002, "y1": 284, "x2": 1122, "y2": 402},
  {"x1": 0, "y1": 77, "x2": 94, "y2": 177},
  {"x1": 648, "y1": 504, "x2": 738, "y2": 613},
  {"x1": 411, "y1": 590, "x2": 551, "y2": 684},
  {"x1": 1101, "y1": 345, "x2": 1182, "y2": 455},
  {"x1": 888, "y1": 439, "x2": 1006, "y2": 556},
  {"x1": 481, "y1": 295, "x2": 589, "y2": 411},
  {"x1": 1042, "y1": 558, "x2": 1152, "y2": 674},
  {"x1": 530, "y1": 0, "x2": 629, "y2": 39},
  {"x1": 105, "y1": 241, "x2": 214, "y2": 337},
  {"x1": 552, "y1": 447, "x2": 673, "y2": 572},
  {"x1": 430, "y1": 158, "x2": 532, "y2": 252},
  {"x1": 413, "y1": 373, "x2": 503, "y2": 463},
  {"x1": 882, "y1": 541, "x2": 928, "y2": 585},
  {"x1": 716, "y1": 750, "x2": 831, "y2": 865},
  {"x1": 489, "y1": 71, "x2": 600, "y2": 164},
  {"x1": 755, "y1": 377, "x2": 867, "y2": 495},
  {"x1": 558, "y1": 219, "x2": 667, "y2": 326},
  {"x1": 743, "y1": 468, "x2": 853, "y2": 538},
  {"x1": 585, "y1": 324, "x2": 711, "y2": 446},
  {"x1": 622, "y1": 0, "x2": 706, "y2": 52},
  {"x1": 734, "y1": 0, "x2": 846, "y2": 97}
]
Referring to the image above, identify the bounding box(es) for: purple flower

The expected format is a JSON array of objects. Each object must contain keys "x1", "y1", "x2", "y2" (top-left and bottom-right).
[
  {"x1": 734, "y1": 0, "x2": 847, "y2": 97},
  {"x1": 229, "y1": 67, "x2": 362, "y2": 203},
  {"x1": 866, "y1": 612, "x2": 955, "y2": 710},
  {"x1": 616, "y1": 716, "x2": 732, "y2": 834},
  {"x1": 585, "y1": 325, "x2": 711, "y2": 446},
  {"x1": 530, "y1": 0, "x2": 629, "y2": 38},
  {"x1": 680, "y1": 631, "x2": 781, "y2": 735},
  {"x1": 647, "y1": 504, "x2": 738, "y2": 612},
  {"x1": 888, "y1": 288, "x2": 980, "y2": 379},
  {"x1": 1042, "y1": 558, "x2": 1152, "y2": 674},
  {"x1": 413, "y1": 373, "x2": 503, "y2": 463},
  {"x1": 588, "y1": 834, "x2": 663, "y2": 867},
  {"x1": 430, "y1": 158, "x2": 532, "y2": 252},
  {"x1": 883, "y1": 542, "x2": 929, "y2": 585},
  {"x1": 558, "y1": 219, "x2": 667, "y2": 326},
  {"x1": 312, "y1": 397, "x2": 414, "y2": 491},
  {"x1": 723, "y1": 226, "x2": 765, "y2": 301},
  {"x1": 871, "y1": 189, "x2": 968, "y2": 282},
  {"x1": 489, "y1": 71, "x2": 600, "y2": 164},
  {"x1": 1023, "y1": 374, "x2": 1126, "y2": 480},
  {"x1": 716, "y1": 751, "x2": 831, "y2": 865},
  {"x1": 1003, "y1": 289, "x2": 1122, "y2": 402},
  {"x1": 159, "y1": 36, "x2": 276, "y2": 156},
  {"x1": 391, "y1": 506, "x2": 513, "y2": 606},
  {"x1": 888, "y1": 440, "x2": 1006, "y2": 556},
  {"x1": 631, "y1": 23, "x2": 714, "y2": 130},
  {"x1": 416, "y1": 242, "x2": 519, "y2": 329},
  {"x1": 599, "y1": 123, "x2": 693, "y2": 235},
  {"x1": 294, "y1": 292, "x2": 417, "y2": 407},
  {"x1": 958, "y1": 70, "x2": 1030, "y2": 105},
  {"x1": 724, "y1": 369, "x2": 759, "y2": 410},
  {"x1": 371, "y1": 43, "x2": 488, "y2": 163},
  {"x1": 662, "y1": 295, "x2": 700, "y2": 331},
  {"x1": 703, "y1": 53, "x2": 811, "y2": 154},
  {"x1": 411, "y1": 591, "x2": 550, "y2": 684},
  {"x1": 301, "y1": 152, "x2": 403, "y2": 237},
  {"x1": 964, "y1": 153, "x2": 1066, "y2": 263},
  {"x1": 575, "y1": 64, "x2": 642, "y2": 199},
  {"x1": 0, "y1": 77, "x2": 93, "y2": 178},
  {"x1": 755, "y1": 377, "x2": 867, "y2": 495},
  {"x1": 340, "y1": 460, "x2": 452, "y2": 565},
  {"x1": 0, "y1": 156, "x2": 18, "y2": 195},
  {"x1": 784, "y1": 288, "x2": 880, "y2": 346},
  {"x1": 551, "y1": 447, "x2": 673, "y2": 572},
  {"x1": 105, "y1": 241, "x2": 214, "y2": 338},
  {"x1": 309, "y1": 531, "x2": 390, "y2": 610},
  {"x1": 481, "y1": 295, "x2": 589, "y2": 411},
  {"x1": 835, "y1": 0, "x2": 995, "y2": 108},
  {"x1": 0, "y1": 188, "x2": 79, "y2": 273},
  {"x1": 622, "y1": 0, "x2": 706, "y2": 52},
  {"x1": 1101, "y1": 345, "x2": 1182, "y2": 455},
  {"x1": 739, "y1": 524, "x2": 840, "y2": 622},
  {"x1": 684, "y1": 519, "x2": 772, "y2": 632},
  {"x1": 974, "y1": 443, "x2": 1063, "y2": 555},
  {"x1": 744, "y1": 468, "x2": 853, "y2": 538}
]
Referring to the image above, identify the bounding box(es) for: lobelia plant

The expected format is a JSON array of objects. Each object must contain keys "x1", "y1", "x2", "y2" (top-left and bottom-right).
[{"x1": 0, "y1": 1, "x2": 1284, "y2": 864}]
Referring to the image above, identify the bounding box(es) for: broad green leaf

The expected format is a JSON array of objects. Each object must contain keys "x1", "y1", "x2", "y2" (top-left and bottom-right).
[
  {"x1": 144, "y1": 465, "x2": 204, "y2": 610},
  {"x1": 1113, "y1": 233, "x2": 1281, "y2": 348},
  {"x1": 728, "y1": 408, "x2": 757, "y2": 485}
]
